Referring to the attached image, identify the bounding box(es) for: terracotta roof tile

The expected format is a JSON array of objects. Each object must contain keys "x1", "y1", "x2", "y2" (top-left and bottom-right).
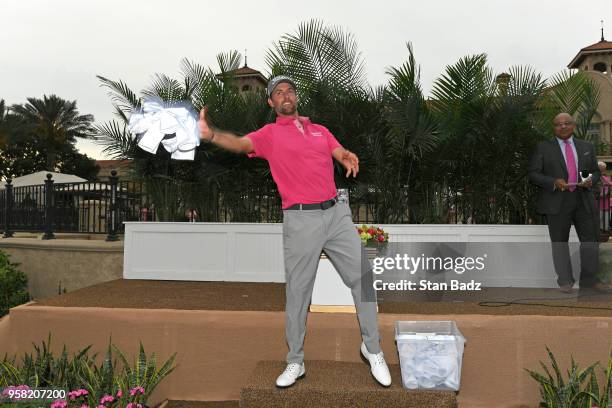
[
  {"x1": 581, "y1": 40, "x2": 612, "y2": 51},
  {"x1": 568, "y1": 40, "x2": 612, "y2": 68},
  {"x1": 232, "y1": 66, "x2": 265, "y2": 76}
]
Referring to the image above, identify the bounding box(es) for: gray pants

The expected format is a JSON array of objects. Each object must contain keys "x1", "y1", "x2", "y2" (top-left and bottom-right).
[{"x1": 282, "y1": 203, "x2": 381, "y2": 364}]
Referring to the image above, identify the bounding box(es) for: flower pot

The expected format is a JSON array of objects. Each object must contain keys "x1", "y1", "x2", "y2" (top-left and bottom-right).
[{"x1": 363, "y1": 241, "x2": 388, "y2": 257}]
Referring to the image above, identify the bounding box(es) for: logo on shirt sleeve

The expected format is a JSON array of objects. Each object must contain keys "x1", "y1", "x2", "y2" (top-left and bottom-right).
[{"x1": 311, "y1": 131, "x2": 323, "y2": 137}]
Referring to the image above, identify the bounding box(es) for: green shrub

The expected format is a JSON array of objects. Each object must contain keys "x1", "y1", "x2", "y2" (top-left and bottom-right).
[
  {"x1": 0, "y1": 250, "x2": 30, "y2": 317},
  {"x1": 526, "y1": 347, "x2": 612, "y2": 408}
]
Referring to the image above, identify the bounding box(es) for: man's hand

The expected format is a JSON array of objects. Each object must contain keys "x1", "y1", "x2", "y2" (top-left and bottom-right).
[
  {"x1": 554, "y1": 178, "x2": 568, "y2": 191},
  {"x1": 578, "y1": 178, "x2": 593, "y2": 188},
  {"x1": 199, "y1": 107, "x2": 214, "y2": 141},
  {"x1": 339, "y1": 150, "x2": 359, "y2": 177}
]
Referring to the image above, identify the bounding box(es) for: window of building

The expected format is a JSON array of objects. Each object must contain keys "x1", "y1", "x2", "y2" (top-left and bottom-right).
[
  {"x1": 593, "y1": 62, "x2": 607, "y2": 74},
  {"x1": 587, "y1": 122, "x2": 601, "y2": 141},
  {"x1": 241, "y1": 85, "x2": 251, "y2": 92}
]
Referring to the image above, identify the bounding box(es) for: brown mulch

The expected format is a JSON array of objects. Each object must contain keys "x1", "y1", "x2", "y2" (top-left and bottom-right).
[
  {"x1": 31, "y1": 279, "x2": 612, "y2": 317},
  {"x1": 165, "y1": 402, "x2": 239, "y2": 408}
]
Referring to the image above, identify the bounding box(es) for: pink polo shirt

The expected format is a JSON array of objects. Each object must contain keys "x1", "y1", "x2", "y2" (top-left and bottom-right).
[{"x1": 245, "y1": 115, "x2": 342, "y2": 209}]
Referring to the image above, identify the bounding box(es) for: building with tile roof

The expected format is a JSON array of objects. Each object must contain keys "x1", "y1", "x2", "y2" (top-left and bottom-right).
[{"x1": 568, "y1": 28, "x2": 612, "y2": 151}]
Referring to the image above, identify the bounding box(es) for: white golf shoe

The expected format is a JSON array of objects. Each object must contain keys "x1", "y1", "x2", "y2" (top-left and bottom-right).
[
  {"x1": 275, "y1": 362, "x2": 305, "y2": 388},
  {"x1": 360, "y1": 342, "x2": 392, "y2": 387}
]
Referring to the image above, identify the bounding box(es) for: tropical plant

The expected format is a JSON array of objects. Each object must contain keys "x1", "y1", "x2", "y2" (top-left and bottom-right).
[
  {"x1": 366, "y1": 43, "x2": 439, "y2": 223},
  {"x1": 536, "y1": 71, "x2": 601, "y2": 143},
  {"x1": 0, "y1": 335, "x2": 177, "y2": 408},
  {"x1": 92, "y1": 20, "x2": 603, "y2": 225},
  {"x1": 112, "y1": 342, "x2": 176, "y2": 404},
  {"x1": 0, "y1": 99, "x2": 45, "y2": 180},
  {"x1": 95, "y1": 50, "x2": 275, "y2": 221},
  {"x1": 0, "y1": 99, "x2": 12, "y2": 150},
  {"x1": 426, "y1": 53, "x2": 601, "y2": 224},
  {"x1": 10, "y1": 95, "x2": 96, "y2": 171},
  {"x1": 525, "y1": 347, "x2": 611, "y2": 408},
  {"x1": 0, "y1": 334, "x2": 91, "y2": 388}
]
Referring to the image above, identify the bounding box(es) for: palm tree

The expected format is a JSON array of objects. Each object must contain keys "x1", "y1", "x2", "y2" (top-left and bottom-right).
[
  {"x1": 429, "y1": 55, "x2": 546, "y2": 223},
  {"x1": 0, "y1": 99, "x2": 45, "y2": 179},
  {"x1": 0, "y1": 99, "x2": 11, "y2": 152},
  {"x1": 95, "y1": 51, "x2": 275, "y2": 221},
  {"x1": 94, "y1": 20, "x2": 603, "y2": 225},
  {"x1": 94, "y1": 21, "x2": 440, "y2": 223},
  {"x1": 11, "y1": 95, "x2": 95, "y2": 171},
  {"x1": 265, "y1": 25, "x2": 442, "y2": 223},
  {"x1": 375, "y1": 43, "x2": 439, "y2": 222},
  {"x1": 429, "y1": 55, "x2": 600, "y2": 224}
]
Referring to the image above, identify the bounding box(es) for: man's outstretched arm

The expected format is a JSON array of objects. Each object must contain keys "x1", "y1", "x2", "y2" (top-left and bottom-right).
[{"x1": 199, "y1": 107, "x2": 253, "y2": 154}]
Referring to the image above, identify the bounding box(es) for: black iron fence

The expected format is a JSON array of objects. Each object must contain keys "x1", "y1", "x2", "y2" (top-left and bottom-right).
[
  {"x1": 0, "y1": 172, "x2": 149, "y2": 240},
  {"x1": 599, "y1": 185, "x2": 612, "y2": 234},
  {"x1": 1, "y1": 172, "x2": 611, "y2": 238}
]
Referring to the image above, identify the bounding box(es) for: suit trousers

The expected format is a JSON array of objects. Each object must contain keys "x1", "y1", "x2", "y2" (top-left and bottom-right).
[
  {"x1": 546, "y1": 191, "x2": 599, "y2": 287},
  {"x1": 282, "y1": 203, "x2": 381, "y2": 364}
]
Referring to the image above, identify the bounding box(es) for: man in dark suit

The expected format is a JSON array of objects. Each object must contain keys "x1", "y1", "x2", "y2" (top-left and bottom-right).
[{"x1": 529, "y1": 112, "x2": 611, "y2": 293}]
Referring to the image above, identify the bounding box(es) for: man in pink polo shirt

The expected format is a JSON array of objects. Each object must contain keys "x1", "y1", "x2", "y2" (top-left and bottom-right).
[{"x1": 198, "y1": 76, "x2": 391, "y2": 388}]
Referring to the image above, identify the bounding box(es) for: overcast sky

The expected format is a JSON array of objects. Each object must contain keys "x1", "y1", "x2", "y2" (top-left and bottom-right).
[{"x1": 1, "y1": 0, "x2": 610, "y2": 160}]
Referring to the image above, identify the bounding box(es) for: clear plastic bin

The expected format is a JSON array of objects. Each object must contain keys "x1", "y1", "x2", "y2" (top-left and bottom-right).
[{"x1": 395, "y1": 320, "x2": 466, "y2": 391}]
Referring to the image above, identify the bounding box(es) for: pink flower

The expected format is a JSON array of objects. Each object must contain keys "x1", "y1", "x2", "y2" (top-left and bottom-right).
[
  {"x1": 129, "y1": 387, "x2": 145, "y2": 396},
  {"x1": 51, "y1": 399, "x2": 68, "y2": 408},
  {"x1": 81, "y1": 405, "x2": 90, "y2": 408},
  {"x1": 126, "y1": 403, "x2": 134, "y2": 408},
  {"x1": 2, "y1": 385, "x2": 31, "y2": 398},
  {"x1": 97, "y1": 406, "x2": 106, "y2": 408},
  {"x1": 116, "y1": 390, "x2": 123, "y2": 398},
  {"x1": 100, "y1": 395, "x2": 114, "y2": 404},
  {"x1": 137, "y1": 404, "x2": 142, "y2": 408}
]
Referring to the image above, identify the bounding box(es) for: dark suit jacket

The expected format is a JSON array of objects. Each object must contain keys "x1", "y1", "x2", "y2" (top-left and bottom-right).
[{"x1": 528, "y1": 136, "x2": 600, "y2": 215}]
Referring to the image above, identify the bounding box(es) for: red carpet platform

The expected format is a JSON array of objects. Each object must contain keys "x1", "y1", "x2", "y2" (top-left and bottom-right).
[{"x1": 0, "y1": 279, "x2": 610, "y2": 408}]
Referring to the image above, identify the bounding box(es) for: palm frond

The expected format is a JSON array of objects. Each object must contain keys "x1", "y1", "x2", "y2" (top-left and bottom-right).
[
  {"x1": 537, "y1": 70, "x2": 601, "y2": 139},
  {"x1": 216, "y1": 50, "x2": 242, "y2": 74},
  {"x1": 93, "y1": 120, "x2": 137, "y2": 159},
  {"x1": 265, "y1": 19, "x2": 366, "y2": 94},
  {"x1": 97, "y1": 75, "x2": 141, "y2": 114},
  {"x1": 506, "y1": 65, "x2": 546, "y2": 98},
  {"x1": 142, "y1": 73, "x2": 186, "y2": 102}
]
